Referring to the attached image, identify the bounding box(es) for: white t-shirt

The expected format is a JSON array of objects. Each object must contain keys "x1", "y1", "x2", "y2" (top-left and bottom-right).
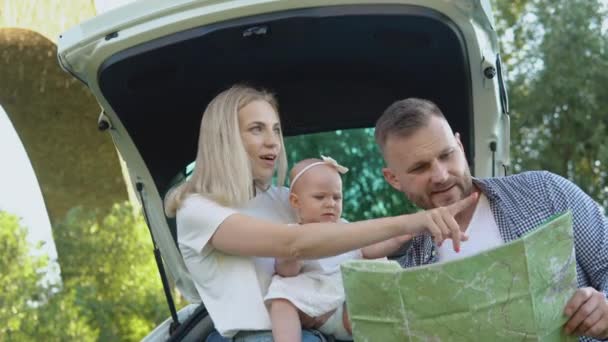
[
  {"x1": 176, "y1": 186, "x2": 297, "y2": 337},
  {"x1": 437, "y1": 193, "x2": 503, "y2": 263}
]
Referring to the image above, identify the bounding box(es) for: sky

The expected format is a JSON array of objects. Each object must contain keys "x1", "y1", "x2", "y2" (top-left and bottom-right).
[
  {"x1": 0, "y1": 105, "x2": 56, "y2": 261},
  {"x1": 94, "y1": 0, "x2": 134, "y2": 13}
]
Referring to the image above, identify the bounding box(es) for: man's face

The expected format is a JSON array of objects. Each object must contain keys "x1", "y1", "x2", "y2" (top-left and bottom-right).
[{"x1": 382, "y1": 116, "x2": 473, "y2": 209}]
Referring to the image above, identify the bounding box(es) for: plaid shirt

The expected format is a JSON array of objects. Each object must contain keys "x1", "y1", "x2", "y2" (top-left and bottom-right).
[{"x1": 395, "y1": 171, "x2": 608, "y2": 342}]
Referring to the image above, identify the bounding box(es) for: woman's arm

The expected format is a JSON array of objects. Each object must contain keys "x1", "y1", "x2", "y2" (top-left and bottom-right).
[
  {"x1": 361, "y1": 234, "x2": 413, "y2": 259},
  {"x1": 209, "y1": 193, "x2": 477, "y2": 259}
]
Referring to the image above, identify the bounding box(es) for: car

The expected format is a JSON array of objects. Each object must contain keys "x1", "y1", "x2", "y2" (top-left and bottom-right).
[{"x1": 57, "y1": 0, "x2": 510, "y2": 340}]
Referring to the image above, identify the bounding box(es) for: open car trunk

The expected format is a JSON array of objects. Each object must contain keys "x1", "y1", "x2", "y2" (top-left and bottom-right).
[
  {"x1": 98, "y1": 4, "x2": 475, "y2": 196},
  {"x1": 58, "y1": 1, "x2": 509, "y2": 340}
]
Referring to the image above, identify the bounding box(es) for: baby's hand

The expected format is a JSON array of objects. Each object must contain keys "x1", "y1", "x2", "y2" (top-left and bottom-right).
[
  {"x1": 274, "y1": 258, "x2": 302, "y2": 277},
  {"x1": 405, "y1": 192, "x2": 477, "y2": 252}
]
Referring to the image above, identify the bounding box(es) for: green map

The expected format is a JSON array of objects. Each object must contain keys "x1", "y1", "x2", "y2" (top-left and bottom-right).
[{"x1": 342, "y1": 212, "x2": 577, "y2": 341}]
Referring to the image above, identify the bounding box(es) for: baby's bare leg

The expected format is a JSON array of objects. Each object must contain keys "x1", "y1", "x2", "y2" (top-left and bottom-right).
[
  {"x1": 270, "y1": 298, "x2": 302, "y2": 342},
  {"x1": 342, "y1": 302, "x2": 352, "y2": 335}
]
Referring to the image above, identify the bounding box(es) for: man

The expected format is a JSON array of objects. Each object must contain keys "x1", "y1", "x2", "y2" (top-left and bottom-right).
[{"x1": 375, "y1": 98, "x2": 608, "y2": 341}]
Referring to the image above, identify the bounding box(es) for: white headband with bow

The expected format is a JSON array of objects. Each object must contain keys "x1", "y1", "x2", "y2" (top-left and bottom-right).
[{"x1": 289, "y1": 155, "x2": 349, "y2": 190}]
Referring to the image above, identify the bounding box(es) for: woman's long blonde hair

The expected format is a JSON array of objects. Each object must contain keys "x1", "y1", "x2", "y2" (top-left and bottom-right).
[{"x1": 165, "y1": 85, "x2": 288, "y2": 217}]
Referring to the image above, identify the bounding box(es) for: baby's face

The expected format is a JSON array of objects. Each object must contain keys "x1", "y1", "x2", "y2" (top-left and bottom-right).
[{"x1": 291, "y1": 165, "x2": 343, "y2": 223}]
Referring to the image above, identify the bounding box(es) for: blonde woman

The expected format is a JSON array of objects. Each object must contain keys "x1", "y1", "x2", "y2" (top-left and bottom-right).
[{"x1": 165, "y1": 85, "x2": 476, "y2": 342}]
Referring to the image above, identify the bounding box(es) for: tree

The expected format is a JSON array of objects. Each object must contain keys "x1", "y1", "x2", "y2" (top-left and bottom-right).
[
  {"x1": 52, "y1": 203, "x2": 185, "y2": 341},
  {"x1": 493, "y1": 0, "x2": 608, "y2": 210},
  {"x1": 0, "y1": 211, "x2": 48, "y2": 339},
  {"x1": 0, "y1": 211, "x2": 95, "y2": 341},
  {"x1": 1, "y1": 203, "x2": 186, "y2": 342},
  {"x1": 20, "y1": 288, "x2": 98, "y2": 341}
]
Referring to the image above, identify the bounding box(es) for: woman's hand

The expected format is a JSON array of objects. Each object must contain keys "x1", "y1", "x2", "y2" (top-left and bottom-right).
[{"x1": 404, "y1": 192, "x2": 478, "y2": 252}]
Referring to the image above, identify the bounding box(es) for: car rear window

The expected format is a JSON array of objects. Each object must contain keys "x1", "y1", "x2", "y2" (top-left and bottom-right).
[
  {"x1": 284, "y1": 128, "x2": 417, "y2": 221},
  {"x1": 175, "y1": 128, "x2": 417, "y2": 221}
]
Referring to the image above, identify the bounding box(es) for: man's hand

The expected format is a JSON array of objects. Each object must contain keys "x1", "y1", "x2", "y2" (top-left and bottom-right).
[
  {"x1": 563, "y1": 287, "x2": 608, "y2": 339},
  {"x1": 406, "y1": 192, "x2": 477, "y2": 252}
]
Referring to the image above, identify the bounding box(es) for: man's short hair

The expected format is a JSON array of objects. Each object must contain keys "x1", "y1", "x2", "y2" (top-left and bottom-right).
[{"x1": 374, "y1": 98, "x2": 446, "y2": 153}]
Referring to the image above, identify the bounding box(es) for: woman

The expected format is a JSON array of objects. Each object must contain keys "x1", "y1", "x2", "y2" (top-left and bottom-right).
[{"x1": 165, "y1": 85, "x2": 474, "y2": 341}]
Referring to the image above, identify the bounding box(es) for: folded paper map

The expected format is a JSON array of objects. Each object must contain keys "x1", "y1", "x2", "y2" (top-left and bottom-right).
[{"x1": 342, "y1": 211, "x2": 577, "y2": 341}]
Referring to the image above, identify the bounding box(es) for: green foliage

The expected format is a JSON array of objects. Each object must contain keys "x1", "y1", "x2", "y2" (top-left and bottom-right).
[
  {"x1": 495, "y1": 0, "x2": 608, "y2": 210},
  {"x1": 0, "y1": 211, "x2": 48, "y2": 338},
  {"x1": 492, "y1": 0, "x2": 539, "y2": 83},
  {"x1": 53, "y1": 202, "x2": 185, "y2": 341},
  {"x1": 0, "y1": 211, "x2": 95, "y2": 341},
  {"x1": 0, "y1": 204, "x2": 185, "y2": 342},
  {"x1": 285, "y1": 128, "x2": 418, "y2": 221},
  {"x1": 19, "y1": 288, "x2": 98, "y2": 341}
]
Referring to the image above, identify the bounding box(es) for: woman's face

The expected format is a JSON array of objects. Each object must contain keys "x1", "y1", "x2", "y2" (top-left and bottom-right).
[{"x1": 238, "y1": 100, "x2": 282, "y2": 188}]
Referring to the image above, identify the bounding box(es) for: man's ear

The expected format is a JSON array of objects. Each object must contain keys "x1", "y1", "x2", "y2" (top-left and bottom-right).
[
  {"x1": 455, "y1": 132, "x2": 464, "y2": 152},
  {"x1": 382, "y1": 167, "x2": 401, "y2": 191},
  {"x1": 289, "y1": 192, "x2": 300, "y2": 209}
]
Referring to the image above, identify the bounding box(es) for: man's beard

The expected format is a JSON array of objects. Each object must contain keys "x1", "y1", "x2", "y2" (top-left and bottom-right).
[{"x1": 409, "y1": 175, "x2": 473, "y2": 210}]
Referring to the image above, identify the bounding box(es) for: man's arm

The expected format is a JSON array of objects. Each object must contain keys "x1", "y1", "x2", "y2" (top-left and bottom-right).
[
  {"x1": 544, "y1": 172, "x2": 608, "y2": 340},
  {"x1": 546, "y1": 172, "x2": 608, "y2": 295}
]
